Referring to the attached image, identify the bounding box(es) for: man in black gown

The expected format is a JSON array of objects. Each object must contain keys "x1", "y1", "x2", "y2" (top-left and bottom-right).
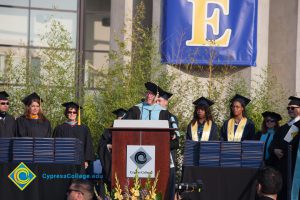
[
  {"x1": 125, "y1": 82, "x2": 170, "y2": 120},
  {"x1": 269, "y1": 96, "x2": 300, "y2": 200},
  {"x1": 97, "y1": 108, "x2": 127, "y2": 195},
  {"x1": 156, "y1": 88, "x2": 179, "y2": 200},
  {"x1": 0, "y1": 91, "x2": 16, "y2": 137}
]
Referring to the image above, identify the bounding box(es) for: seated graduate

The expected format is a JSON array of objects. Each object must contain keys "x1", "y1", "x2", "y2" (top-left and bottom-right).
[
  {"x1": 0, "y1": 91, "x2": 16, "y2": 137},
  {"x1": 97, "y1": 108, "x2": 127, "y2": 193},
  {"x1": 254, "y1": 111, "x2": 282, "y2": 166},
  {"x1": 220, "y1": 94, "x2": 255, "y2": 141},
  {"x1": 16, "y1": 92, "x2": 51, "y2": 137},
  {"x1": 53, "y1": 102, "x2": 94, "y2": 169},
  {"x1": 125, "y1": 82, "x2": 169, "y2": 120},
  {"x1": 186, "y1": 97, "x2": 218, "y2": 141}
]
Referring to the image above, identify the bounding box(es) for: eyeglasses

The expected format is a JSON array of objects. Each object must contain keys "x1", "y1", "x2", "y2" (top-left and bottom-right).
[
  {"x1": 0, "y1": 102, "x2": 9, "y2": 105},
  {"x1": 67, "y1": 111, "x2": 77, "y2": 114},
  {"x1": 266, "y1": 119, "x2": 275, "y2": 123},
  {"x1": 287, "y1": 106, "x2": 300, "y2": 110},
  {"x1": 66, "y1": 188, "x2": 83, "y2": 195}
]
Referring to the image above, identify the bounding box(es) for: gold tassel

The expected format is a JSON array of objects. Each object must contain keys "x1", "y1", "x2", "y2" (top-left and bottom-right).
[{"x1": 78, "y1": 108, "x2": 81, "y2": 125}]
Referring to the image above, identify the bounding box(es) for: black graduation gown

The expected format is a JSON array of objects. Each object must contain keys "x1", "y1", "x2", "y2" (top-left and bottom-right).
[
  {"x1": 16, "y1": 116, "x2": 51, "y2": 137},
  {"x1": 97, "y1": 128, "x2": 112, "y2": 183},
  {"x1": 269, "y1": 122, "x2": 300, "y2": 173},
  {"x1": 269, "y1": 122, "x2": 300, "y2": 200},
  {"x1": 220, "y1": 118, "x2": 255, "y2": 141},
  {"x1": 0, "y1": 114, "x2": 16, "y2": 137},
  {"x1": 125, "y1": 106, "x2": 170, "y2": 120},
  {"x1": 186, "y1": 121, "x2": 219, "y2": 141},
  {"x1": 53, "y1": 123, "x2": 94, "y2": 161}
]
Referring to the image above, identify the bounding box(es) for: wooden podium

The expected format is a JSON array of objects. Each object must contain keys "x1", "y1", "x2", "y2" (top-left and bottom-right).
[{"x1": 110, "y1": 120, "x2": 172, "y2": 199}]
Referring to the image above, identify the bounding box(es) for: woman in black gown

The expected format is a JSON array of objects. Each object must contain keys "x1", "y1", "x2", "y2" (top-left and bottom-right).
[
  {"x1": 53, "y1": 102, "x2": 94, "y2": 169},
  {"x1": 254, "y1": 111, "x2": 281, "y2": 166},
  {"x1": 16, "y1": 92, "x2": 51, "y2": 137},
  {"x1": 220, "y1": 94, "x2": 255, "y2": 141},
  {"x1": 186, "y1": 97, "x2": 218, "y2": 141}
]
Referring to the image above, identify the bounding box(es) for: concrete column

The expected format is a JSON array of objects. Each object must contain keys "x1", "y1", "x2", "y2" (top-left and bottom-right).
[
  {"x1": 152, "y1": 0, "x2": 162, "y2": 51},
  {"x1": 249, "y1": 0, "x2": 270, "y2": 94},
  {"x1": 110, "y1": 0, "x2": 133, "y2": 57},
  {"x1": 268, "y1": 0, "x2": 298, "y2": 95}
]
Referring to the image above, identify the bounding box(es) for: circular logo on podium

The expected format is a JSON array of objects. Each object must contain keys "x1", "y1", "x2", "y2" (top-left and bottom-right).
[{"x1": 130, "y1": 147, "x2": 152, "y2": 169}]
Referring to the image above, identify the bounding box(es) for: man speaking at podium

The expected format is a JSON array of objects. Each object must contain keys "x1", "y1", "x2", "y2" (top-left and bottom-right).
[
  {"x1": 126, "y1": 82, "x2": 170, "y2": 120},
  {"x1": 126, "y1": 82, "x2": 178, "y2": 199}
]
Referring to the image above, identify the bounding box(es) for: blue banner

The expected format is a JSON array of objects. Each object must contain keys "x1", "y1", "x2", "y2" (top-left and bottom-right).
[{"x1": 162, "y1": 0, "x2": 257, "y2": 66}]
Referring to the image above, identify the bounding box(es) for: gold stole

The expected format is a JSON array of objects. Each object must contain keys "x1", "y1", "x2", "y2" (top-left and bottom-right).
[
  {"x1": 227, "y1": 118, "x2": 247, "y2": 141},
  {"x1": 191, "y1": 120, "x2": 212, "y2": 141}
]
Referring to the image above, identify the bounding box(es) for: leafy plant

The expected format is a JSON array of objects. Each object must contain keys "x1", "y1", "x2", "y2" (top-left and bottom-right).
[
  {"x1": 0, "y1": 18, "x2": 76, "y2": 129},
  {"x1": 103, "y1": 171, "x2": 161, "y2": 200}
]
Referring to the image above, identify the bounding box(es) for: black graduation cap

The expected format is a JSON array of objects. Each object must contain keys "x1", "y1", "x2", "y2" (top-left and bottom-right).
[
  {"x1": 144, "y1": 82, "x2": 160, "y2": 95},
  {"x1": 193, "y1": 97, "x2": 214, "y2": 107},
  {"x1": 0, "y1": 91, "x2": 9, "y2": 100},
  {"x1": 112, "y1": 108, "x2": 127, "y2": 118},
  {"x1": 61, "y1": 102, "x2": 82, "y2": 110},
  {"x1": 22, "y1": 92, "x2": 43, "y2": 105},
  {"x1": 158, "y1": 88, "x2": 173, "y2": 100},
  {"x1": 262, "y1": 111, "x2": 282, "y2": 121},
  {"x1": 288, "y1": 96, "x2": 300, "y2": 106},
  {"x1": 230, "y1": 94, "x2": 251, "y2": 106}
]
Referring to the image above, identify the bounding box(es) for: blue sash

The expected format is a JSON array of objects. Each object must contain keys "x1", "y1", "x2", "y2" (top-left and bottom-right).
[
  {"x1": 136, "y1": 103, "x2": 162, "y2": 120},
  {"x1": 260, "y1": 129, "x2": 274, "y2": 160}
]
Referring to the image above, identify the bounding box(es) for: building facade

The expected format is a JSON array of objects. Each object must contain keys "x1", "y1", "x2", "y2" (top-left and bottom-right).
[
  {"x1": 0, "y1": 0, "x2": 299, "y2": 99},
  {"x1": 0, "y1": 0, "x2": 110, "y2": 98}
]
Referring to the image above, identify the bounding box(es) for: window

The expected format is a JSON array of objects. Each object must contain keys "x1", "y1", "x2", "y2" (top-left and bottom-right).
[
  {"x1": 0, "y1": 7, "x2": 28, "y2": 46},
  {"x1": 30, "y1": 10, "x2": 77, "y2": 48},
  {"x1": 31, "y1": 0, "x2": 77, "y2": 11},
  {"x1": 30, "y1": 56, "x2": 41, "y2": 85},
  {"x1": 84, "y1": 0, "x2": 111, "y2": 89},
  {"x1": 0, "y1": 0, "x2": 29, "y2": 7},
  {"x1": 0, "y1": 0, "x2": 112, "y2": 91}
]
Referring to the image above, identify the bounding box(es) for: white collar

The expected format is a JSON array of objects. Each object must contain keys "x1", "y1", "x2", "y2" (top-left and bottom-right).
[{"x1": 288, "y1": 116, "x2": 300, "y2": 126}]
